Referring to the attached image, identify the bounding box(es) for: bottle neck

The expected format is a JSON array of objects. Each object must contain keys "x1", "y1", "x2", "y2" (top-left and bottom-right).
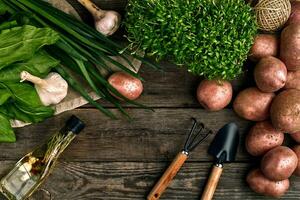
[{"x1": 44, "y1": 130, "x2": 76, "y2": 161}]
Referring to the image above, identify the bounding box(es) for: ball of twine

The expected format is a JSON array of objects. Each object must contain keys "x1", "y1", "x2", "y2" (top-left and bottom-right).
[{"x1": 255, "y1": 0, "x2": 291, "y2": 32}]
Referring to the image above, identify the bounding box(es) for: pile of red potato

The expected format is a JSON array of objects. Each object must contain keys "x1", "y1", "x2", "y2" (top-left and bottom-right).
[{"x1": 197, "y1": 1, "x2": 300, "y2": 198}]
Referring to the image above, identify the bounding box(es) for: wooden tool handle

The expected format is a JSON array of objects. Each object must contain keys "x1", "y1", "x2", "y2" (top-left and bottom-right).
[
  {"x1": 201, "y1": 164, "x2": 223, "y2": 200},
  {"x1": 147, "y1": 152, "x2": 188, "y2": 200}
]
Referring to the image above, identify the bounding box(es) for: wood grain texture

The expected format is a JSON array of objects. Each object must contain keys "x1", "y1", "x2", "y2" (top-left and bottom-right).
[
  {"x1": 0, "y1": 0, "x2": 298, "y2": 199},
  {"x1": 0, "y1": 161, "x2": 299, "y2": 200},
  {"x1": 83, "y1": 62, "x2": 252, "y2": 108},
  {"x1": 6, "y1": 108, "x2": 253, "y2": 162}
]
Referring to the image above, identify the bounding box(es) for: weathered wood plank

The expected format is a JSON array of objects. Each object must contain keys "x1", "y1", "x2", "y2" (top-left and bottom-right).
[
  {"x1": 0, "y1": 161, "x2": 299, "y2": 200},
  {"x1": 136, "y1": 61, "x2": 253, "y2": 108},
  {"x1": 81, "y1": 61, "x2": 252, "y2": 108},
  {"x1": 0, "y1": 108, "x2": 255, "y2": 162}
]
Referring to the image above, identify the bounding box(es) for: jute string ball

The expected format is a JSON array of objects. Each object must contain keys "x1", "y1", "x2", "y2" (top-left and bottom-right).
[{"x1": 255, "y1": 0, "x2": 291, "y2": 32}]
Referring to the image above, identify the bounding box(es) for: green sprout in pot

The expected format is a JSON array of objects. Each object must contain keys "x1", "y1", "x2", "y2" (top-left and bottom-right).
[{"x1": 125, "y1": 0, "x2": 257, "y2": 80}]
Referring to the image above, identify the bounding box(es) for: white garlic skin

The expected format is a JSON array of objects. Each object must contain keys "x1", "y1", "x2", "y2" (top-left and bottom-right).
[
  {"x1": 19, "y1": 162, "x2": 32, "y2": 173},
  {"x1": 77, "y1": 0, "x2": 121, "y2": 36},
  {"x1": 95, "y1": 11, "x2": 121, "y2": 36},
  {"x1": 20, "y1": 71, "x2": 68, "y2": 106},
  {"x1": 20, "y1": 173, "x2": 31, "y2": 182},
  {"x1": 36, "y1": 72, "x2": 68, "y2": 106}
]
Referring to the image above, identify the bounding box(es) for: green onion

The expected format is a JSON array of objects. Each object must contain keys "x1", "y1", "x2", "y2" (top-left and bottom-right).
[{"x1": 3, "y1": 0, "x2": 159, "y2": 118}]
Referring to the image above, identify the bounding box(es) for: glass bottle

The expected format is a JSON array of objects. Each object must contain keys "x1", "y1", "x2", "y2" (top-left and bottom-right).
[{"x1": 0, "y1": 115, "x2": 85, "y2": 200}]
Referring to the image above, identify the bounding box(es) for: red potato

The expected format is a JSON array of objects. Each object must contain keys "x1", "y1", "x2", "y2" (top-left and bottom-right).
[
  {"x1": 270, "y1": 89, "x2": 300, "y2": 133},
  {"x1": 249, "y1": 34, "x2": 279, "y2": 61},
  {"x1": 108, "y1": 72, "x2": 143, "y2": 100},
  {"x1": 247, "y1": 169, "x2": 290, "y2": 198},
  {"x1": 287, "y1": 1, "x2": 300, "y2": 25},
  {"x1": 233, "y1": 87, "x2": 275, "y2": 121},
  {"x1": 291, "y1": 131, "x2": 300, "y2": 143},
  {"x1": 196, "y1": 80, "x2": 232, "y2": 111},
  {"x1": 292, "y1": 145, "x2": 300, "y2": 176},
  {"x1": 284, "y1": 70, "x2": 300, "y2": 90},
  {"x1": 261, "y1": 146, "x2": 298, "y2": 181},
  {"x1": 246, "y1": 121, "x2": 284, "y2": 156},
  {"x1": 254, "y1": 56, "x2": 287, "y2": 92},
  {"x1": 280, "y1": 24, "x2": 300, "y2": 71}
]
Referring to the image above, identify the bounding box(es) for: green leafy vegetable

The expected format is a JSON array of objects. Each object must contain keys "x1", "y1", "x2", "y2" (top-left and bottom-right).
[
  {"x1": 3, "y1": 0, "x2": 159, "y2": 119},
  {"x1": 0, "y1": 10, "x2": 59, "y2": 142},
  {"x1": 125, "y1": 0, "x2": 257, "y2": 80},
  {"x1": 0, "y1": 20, "x2": 18, "y2": 31},
  {"x1": 0, "y1": 82, "x2": 54, "y2": 124},
  {"x1": 0, "y1": 113, "x2": 15, "y2": 143},
  {"x1": 0, "y1": 51, "x2": 59, "y2": 82},
  {"x1": 0, "y1": 82, "x2": 54, "y2": 143},
  {"x1": 3, "y1": 83, "x2": 54, "y2": 123},
  {"x1": 0, "y1": 25, "x2": 59, "y2": 70},
  {"x1": 0, "y1": 89, "x2": 11, "y2": 106}
]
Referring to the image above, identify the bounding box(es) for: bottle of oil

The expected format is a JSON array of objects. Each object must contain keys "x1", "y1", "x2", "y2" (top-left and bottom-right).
[{"x1": 0, "y1": 115, "x2": 85, "y2": 200}]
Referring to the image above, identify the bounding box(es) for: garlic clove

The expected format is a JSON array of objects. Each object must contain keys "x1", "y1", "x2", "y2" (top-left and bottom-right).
[
  {"x1": 78, "y1": 0, "x2": 121, "y2": 36},
  {"x1": 36, "y1": 72, "x2": 68, "y2": 106},
  {"x1": 20, "y1": 173, "x2": 31, "y2": 182},
  {"x1": 95, "y1": 11, "x2": 121, "y2": 36},
  {"x1": 19, "y1": 162, "x2": 32, "y2": 173},
  {"x1": 20, "y1": 71, "x2": 68, "y2": 106}
]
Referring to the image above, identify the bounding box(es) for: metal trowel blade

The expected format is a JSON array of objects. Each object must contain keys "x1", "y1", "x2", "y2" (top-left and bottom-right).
[{"x1": 208, "y1": 123, "x2": 239, "y2": 163}]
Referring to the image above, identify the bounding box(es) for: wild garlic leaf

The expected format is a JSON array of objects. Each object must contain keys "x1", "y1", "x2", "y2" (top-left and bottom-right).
[
  {"x1": 0, "y1": 113, "x2": 15, "y2": 143},
  {"x1": 0, "y1": 21, "x2": 18, "y2": 31},
  {"x1": 6, "y1": 102, "x2": 53, "y2": 123},
  {"x1": 0, "y1": 51, "x2": 59, "y2": 82},
  {"x1": 0, "y1": 25, "x2": 59, "y2": 70},
  {"x1": 0, "y1": 83, "x2": 54, "y2": 123},
  {"x1": 0, "y1": 89, "x2": 11, "y2": 105}
]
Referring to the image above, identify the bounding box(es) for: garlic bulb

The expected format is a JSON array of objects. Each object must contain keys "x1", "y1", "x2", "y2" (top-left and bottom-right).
[
  {"x1": 77, "y1": 0, "x2": 121, "y2": 36},
  {"x1": 18, "y1": 156, "x2": 38, "y2": 181},
  {"x1": 20, "y1": 71, "x2": 68, "y2": 106},
  {"x1": 19, "y1": 162, "x2": 32, "y2": 173}
]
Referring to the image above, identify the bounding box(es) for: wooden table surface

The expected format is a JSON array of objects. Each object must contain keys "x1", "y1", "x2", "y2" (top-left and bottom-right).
[{"x1": 1, "y1": 0, "x2": 299, "y2": 199}]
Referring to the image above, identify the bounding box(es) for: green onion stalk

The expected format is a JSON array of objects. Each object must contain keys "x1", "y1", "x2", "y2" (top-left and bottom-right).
[{"x1": 2, "y1": 0, "x2": 159, "y2": 119}]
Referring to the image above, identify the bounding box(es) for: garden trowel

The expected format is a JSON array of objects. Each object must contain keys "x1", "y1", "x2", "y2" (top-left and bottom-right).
[{"x1": 200, "y1": 123, "x2": 239, "y2": 200}]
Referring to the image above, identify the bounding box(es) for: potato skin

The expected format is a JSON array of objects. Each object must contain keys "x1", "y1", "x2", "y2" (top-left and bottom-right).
[
  {"x1": 196, "y1": 80, "x2": 232, "y2": 111},
  {"x1": 108, "y1": 72, "x2": 143, "y2": 100},
  {"x1": 261, "y1": 146, "x2": 298, "y2": 181},
  {"x1": 254, "y1": 56, "x2": 287, "y2": 92},
  {"x1": 291, "y1": 132, "x2": 300, "y2": 143},
  {"x1": 247, "y1": 169, "x2": 289, "y2": 198},
  {"x1": 246, "y1": 121, "x2": 284, "y2": 156},
  {"x1": 270, "y1": 89, "x2": 300, "y2": 133},
  {"x1": 287, "y1": 1, "x2": 300, "y2": 26},
  {"x1": 249, "y1": 34, "x2": 279, "y2": 61},
  {"x1": 233, "y1": 87, "x2": 275, "y2": 121},
  {"x1": 284, "y1": 70, "x2": 300, "y2": 90},
  {"x1": 280, "y1": 24, "x2": 300, "y2": 71},
  {"x1": 292, "y1": 145, "x2": 300, "y2": 176}
]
